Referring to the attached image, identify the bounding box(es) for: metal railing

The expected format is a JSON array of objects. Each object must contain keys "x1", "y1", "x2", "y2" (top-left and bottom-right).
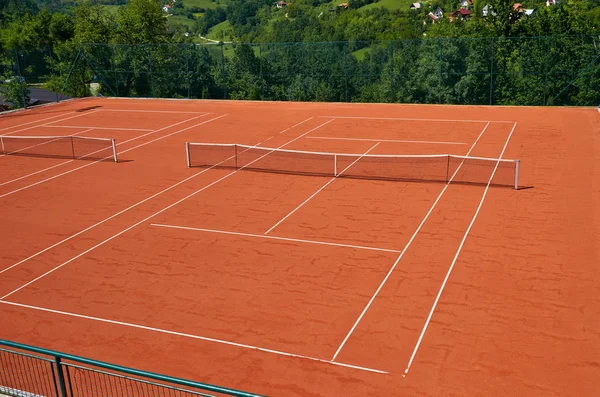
[{"x1": 0, "y1": 340, "x2": 265, "y2": 397}]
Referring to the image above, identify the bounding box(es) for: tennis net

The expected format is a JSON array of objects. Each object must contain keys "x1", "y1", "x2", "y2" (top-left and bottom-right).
[
  {"x1": 1, "y1": 135, "x2": 118, "y2": 162},
  {"x1": 186, "y1": 143, "x2": 520, "y2": 189}
]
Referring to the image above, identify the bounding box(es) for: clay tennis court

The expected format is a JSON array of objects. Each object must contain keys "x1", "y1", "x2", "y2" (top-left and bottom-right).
[{"x1": 0, "y1": 98, "x2": 598, "y2": 397}]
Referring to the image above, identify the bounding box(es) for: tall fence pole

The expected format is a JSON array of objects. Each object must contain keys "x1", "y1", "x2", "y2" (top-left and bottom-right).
[
  {"x1": 438, "y1": 38, "x2": 443, "y2": 104},
  {"x1": 543, "y1": 36, "x2": 550, "y2": 106},
  {"x1": 489, "y1": 37, "x2": 495, "y2": 105},
  {"x1": 13, "y1": 50, "x2": 26, "y2": 108}
]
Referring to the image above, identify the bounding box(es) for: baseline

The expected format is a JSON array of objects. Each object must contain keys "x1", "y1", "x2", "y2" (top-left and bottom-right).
[
  {"x1": 318, "y1": 116, "x2": 514, "y2": 123},
  {"x1": 0, "y1": 300, "x2": 388, "y2": 375},
  {"x1": 305, "y1": 136, "x2": 466, "y2": 146}
]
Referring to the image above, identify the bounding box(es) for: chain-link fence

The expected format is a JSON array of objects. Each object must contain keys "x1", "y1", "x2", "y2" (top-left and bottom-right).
[{"x1": 2, "y1": 35, "x2": 599, "y2": 107}]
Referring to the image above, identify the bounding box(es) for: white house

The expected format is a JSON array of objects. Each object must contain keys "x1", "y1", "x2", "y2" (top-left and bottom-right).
[
  {"x1": 482, "y1": 4, "x2": 496, "y2": 17},
  {"x1": 460, "y1": 0, "x2": 473, "y2": 9},
  {"x1": 546, "y1": 0, "x2": 558, "y2": 5}
]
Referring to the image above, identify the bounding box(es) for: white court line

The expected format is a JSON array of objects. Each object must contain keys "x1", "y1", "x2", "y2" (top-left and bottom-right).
[
  {"x1": 43, "y1": 125, "x2": 154, "y2": 132},
  {"x1": 306, "y1": 136, "x2": 467, "y2": 146},
  {"x1": 264, "y1": 142, "x2": 380, "y2": 235},
  {"x1": 151, "y1": 223, "x2": 401, "y2": 253},
  {"x1": 404, "y1": 122, "x2": 518, "y2": 375},
  {"x1": 0, "y1": 127, "x2": 95, "y2": 161},
  {"x1": 319, "y1": 116, "x2": 515, "y2": 123},
  {"x1": 0, "y1": 117, "x2": 313, "y2": 277},
  {"x1": 0, "y1": 111, "x2": 99, "y2": 138},
  {"x1": 0, "y1": 300, "x2": 388, "y2": 374},
  {"x1": 101, "y1": 109, "x2": 211, "y2": 114},
  {"x1": 0, "y1": 117, "x2": 320, "y2": 287},
  {"x1": 0, "y1": 111, "x2": 78, "y2": 133},
  {"x1": 0, "y1": 114, "x2": 212, "y2": 197},
  {"x1": 330, "y1": 122, "x2": 492, "y2": 362}
]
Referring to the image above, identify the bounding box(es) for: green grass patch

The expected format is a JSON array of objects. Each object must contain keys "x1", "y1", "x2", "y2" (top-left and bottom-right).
[
  {"x1": 351, "y1": 46, "x2": 371, "y2": 60},
  {"x1": 168, "y1": 15, "x2": 197, "y2": 30},
  {"x1": 184, "y1": 0, "x2": 220, "y2": 10},
  {"x1": 206, "y1": 20, "x2": 233, "y2": 41},
  {"x1": 360, "y1": 0, "x2": 414, "y2": 11}
]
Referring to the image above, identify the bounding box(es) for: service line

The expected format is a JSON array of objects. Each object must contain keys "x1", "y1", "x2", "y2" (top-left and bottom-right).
[
  {"x1": 151, "y1": 223, "x2": 401, "y2": 253},
  {"x1": 305, "y1": 136, "x2": 466, "y2": 146}
]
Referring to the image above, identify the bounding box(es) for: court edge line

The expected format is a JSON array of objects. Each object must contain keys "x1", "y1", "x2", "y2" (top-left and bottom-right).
[
  {"x1": 404, "y1": 121, "x2": 518, "y2": 375},
  {"x1": 0, "y1": 110, "x2": 101, "y2": 151},
  {"x1": 100, "y1": 109, "x2": 210, "y2": 114},
  {"x1": 0, "y1": 300, "x2": 388, "y2": 375},
  {"x1": 330, "y1": 121, "x2": 492, "y2": 362},
  {"x1": 319, "y1": 116, "x2": 514, "y2": 123},
  {"x1": 43, "y1": 125, "x2": 154, "y2": 132},
  {"x1": 0, "y1": 117, "x2": 326, "y2": 293},
  {"x1": 0, "y1": 114, "x2": 211, "y2": 197},
  {"x1": 0, "y1": 111, "x2": 79, "y2": 134},
  {"x1": 305, "y1": 136, "x2": 467, "y2": 145},
  {"x1": 0, "y1": 128, "x2": 97, "y2": 178},
  {"x1": 264, "y1": 142, "x2": 380, "y2": 235},
  {"x1": 0, "y1": 116, "x2": 314, "y2": 276},
  {"x1": 151, "y1": 223, "x2": 401, "y2": 253},
  {"x1": 0, "y1": 116, "x2": 233, "y2": 277}
]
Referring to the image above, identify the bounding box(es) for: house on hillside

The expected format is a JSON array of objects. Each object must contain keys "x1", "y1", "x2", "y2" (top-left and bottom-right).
[
  {"x1": 427, "y1": 12, "x2": 439, "y2": 22},
  {"x1": 433, "y1": 7, "x2": 444, "y2": 19},
  {"x1": 451, "y1": 8, "x2": 471, "y2": 21},
  {"x1": 460, "y1": 0, "x2": 473, "y2": 9},
  {"x1": 546, "y1": 0, "x2": 558, "y2": 5},
  {"x1": 276, "y1": 1, "x2": 287, "y2": 8},
  {"x1": 162, "y1": 4, "x2": 171, "y2": 12},
  {"x1": 524, "y1": 8, "x2": 535, "y2": 16},
  {"x1": 409, "y1": 2, "x2": 424, "y2": 10},
  {"x1": 338, "y1": 3, "x2": 349, "y2": 9},
  {"x1": 482, "y1": 4, "x2": 496, "y2": 17}
]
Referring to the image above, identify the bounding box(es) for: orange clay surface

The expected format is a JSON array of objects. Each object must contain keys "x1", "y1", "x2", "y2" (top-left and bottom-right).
[{"x1": 0, "y1": 98, "x2": 598, "y2": 397}]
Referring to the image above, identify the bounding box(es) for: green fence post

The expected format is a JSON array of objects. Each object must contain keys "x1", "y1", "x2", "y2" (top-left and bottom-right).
[
  {"x1": 543, "y1": 36, "x2": 550, "y2": 106},
  {"x1": 186, "y1": 44, "x2": 191, "y2": 99},
  {"x1": 389, "y1": 40, "x2": 394, "y2": 103},
  {"x1": 220, "y1": 42, "x2": 226, "y2": 99},
  {"x1": 14, "y1": 50, "x2": 27, "y2": 108},
  {"x1": 60, "y1": 48, "x2": 82, "y2": 101},
  {"x1": 489, "y1": 37, "x2": 495, "y2": 105},
  {"x1": 53, "y1": 357, "x2": 68, "y2": 397},
  {"x1": 438, "y1": 38, "x2": 443, "y2": 104},
  {"x1": 112, "y1": 45, "x2": 119, "y2": 97},
  {"x1": 148, "y1": 45, "x2": 155, "y2": 98}
]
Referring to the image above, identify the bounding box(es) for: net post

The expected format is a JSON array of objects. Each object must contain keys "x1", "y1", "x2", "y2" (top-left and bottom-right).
[
  {"x1": 334, "y1": 154, "x2": 337, "y2": 177},
  {"x1": 70, "y1": 136, "x2": 75, "y2": 159},
  {"x1": 0, "y1": 136, "x2": 4, "y2": 154},
  {"x1": 446, "y1": 155, "x2": 450, "y2": 183},
  {"x1": 112, "y1": 139, "x2": 118, "y2": 163},
  {"x1": 514, "y1": 160, "x2": 520, "y2": 190},
  {"x1": 185, "y1": 142, "x2": 191, "y2": 168},
  {"x1": 235, "y1": 144, "x2": 238, "y2": 170}
]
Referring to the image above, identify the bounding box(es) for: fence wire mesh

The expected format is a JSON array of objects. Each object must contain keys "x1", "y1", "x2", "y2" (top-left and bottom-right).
[
  {"x1": 0, "y1": 340, "x2": 263, "y2": 397},
  {"x1": 1, "y1": 35, "x2": 599, "y2": 107}
]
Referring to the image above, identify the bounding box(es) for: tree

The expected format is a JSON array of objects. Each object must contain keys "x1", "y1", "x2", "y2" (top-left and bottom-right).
[{"x1": 114, "y1": 0, "x2": 170, "y2": 44}]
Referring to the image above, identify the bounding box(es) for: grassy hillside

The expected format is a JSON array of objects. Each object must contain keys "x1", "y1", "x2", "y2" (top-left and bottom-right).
[{"x1": 360, "y1": 0, "x2": 415, "y2": 11}]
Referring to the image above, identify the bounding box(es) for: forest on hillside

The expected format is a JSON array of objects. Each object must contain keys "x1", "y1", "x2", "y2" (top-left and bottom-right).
[{"x1": 0, "y1": 0, "x2": 599, "y2": 107}]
